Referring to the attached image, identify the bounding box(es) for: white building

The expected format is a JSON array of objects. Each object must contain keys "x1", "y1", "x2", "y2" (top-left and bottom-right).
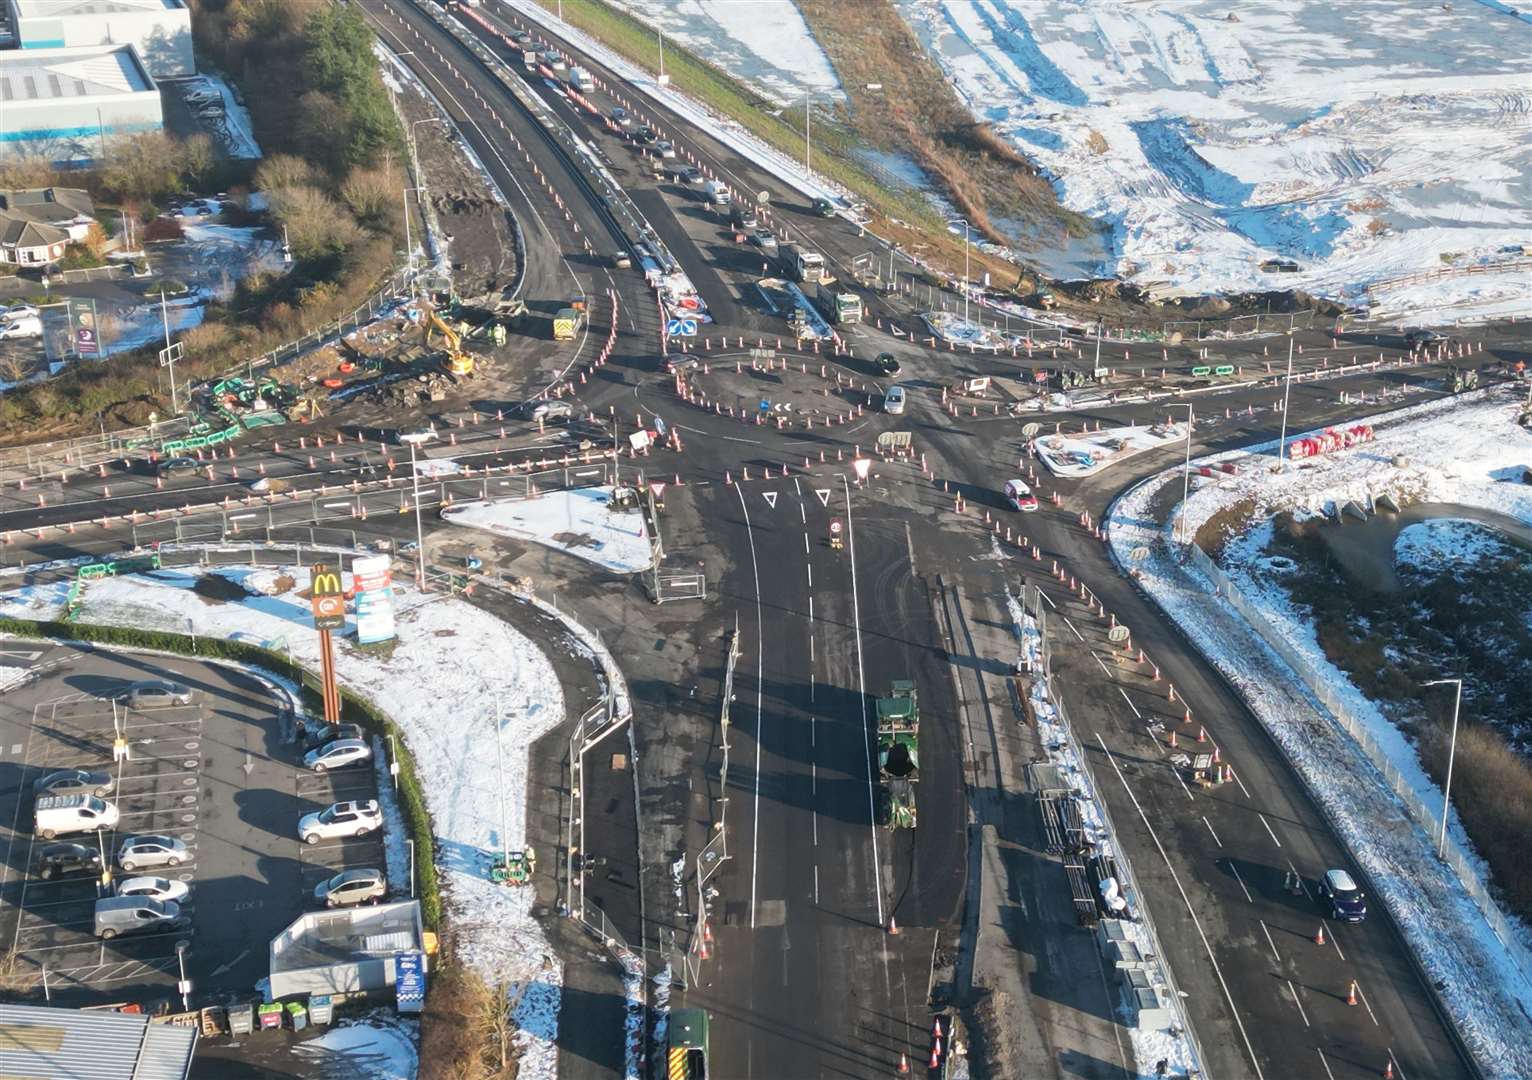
[
  {"x1": 6, "y1": 0, "x2": 193, "y2": 78},
  {"x1": 0, "y1": 43, "x2": 162, "y2": 165}
]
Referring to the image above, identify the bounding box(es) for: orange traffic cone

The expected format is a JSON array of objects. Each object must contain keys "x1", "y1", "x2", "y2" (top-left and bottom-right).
[
  {"x1": 703, "y1": 921, "x2": 714, "y2": 944},
  {"x1": 928, "y1": 1038, "x2": 941, "y2": 1069},
  {"x1": 888, "y1": 915, "x2": 900, "y2": 936},
  {"x1": 897, "y1": 1051, "x2": 910, "y2": 1074},
  {"x1": 1384, "y1": 1060, "x2": 1394, "y2": 1079},
  {"x1": 1347, "y1": 980, "x2": 1358, "y2": 1006},
  {"x1": 1314, "y1": 924, "x2": 1326, "y2": 946}
]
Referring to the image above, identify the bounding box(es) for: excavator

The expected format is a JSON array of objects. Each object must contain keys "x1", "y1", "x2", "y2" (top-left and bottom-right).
[{"x1": 423, "y1": 307, "x2": 475, "y2": 376}]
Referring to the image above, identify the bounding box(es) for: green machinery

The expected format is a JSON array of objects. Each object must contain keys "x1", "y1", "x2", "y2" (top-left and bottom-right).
[
  {"x1": 667, "y1": 1008, "x2": 710, "y2": 1080},
  {"x1": 1448, "y1": 366, "x2": 1480, "y2": 394},
  {"x1": 877, "y1": 680, "x2": 920, "y2": 829},
  {"x1": 489, "y1": 846, "x2": 536, "y2": 886}
]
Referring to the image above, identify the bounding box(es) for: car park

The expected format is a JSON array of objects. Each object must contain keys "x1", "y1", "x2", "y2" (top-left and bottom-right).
[
  {"x1": 33, "y1": 768, "x2": 114, "y2": 799},
  {"x1": 117, "y1": 876, "x2": 191, "y2": 905},
  {"x1": 117, "y1": 834, "x2": 189, "y2": 872},
  {"x1": 35, "y1": 794, "x2": 119, "y2": 839},
  {"x1": 33, "y1": 841, "x2": 103, "y2": 880},
  {"x1": 883, "y1": 385, "x2": 906, "y2": 415},
  {"x1": 874, "y1": 352, "x2": 901, "y2": 376},
  {"x1": 1004, "y1": 479, "x2": 1039, "y2": 512},
  {"x1": 94, "y1": 896, "x2": 187, "y2": 940},
  {"x1": 304, "y1": 738, "x2": 372, "y2": 772},
  {"x1": 314, "y1": 867, "x2": 387, "y2": 907},
  {"x1": 117, "y1": 680, "x2": 193, "y2": 708},
  {"x1": 299, "y1": 799, "x2": 382, "y2": 845},
  {"x1": 654, "y1": 140, "x2": 677, "y2": 159},
  {"x1": 1319, "y1": 868, "x2": 1367, "y2": 922}
]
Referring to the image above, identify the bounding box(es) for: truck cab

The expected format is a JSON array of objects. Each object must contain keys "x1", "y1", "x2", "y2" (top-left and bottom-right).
[
  {"x1": 787, "y1": 246, "x2": 825, "y2": 284},
  {"x1": 668, "y1": 1008, "x2": 709, "y2": 1079}
]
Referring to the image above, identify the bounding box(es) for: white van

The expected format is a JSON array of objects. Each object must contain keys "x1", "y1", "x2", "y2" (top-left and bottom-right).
[
  {"x1": 1004, "y1": 479, "x2": 1038, "y2": 511},
  {"x1": 36, "y1": 794, "x2": 120, "y2": 840},
  {"x1": 883, "y1": 385, "x2": 906, "y2": 415},
  {"x1": 702, "y1": 180, "x2": 731, "y2": 207}
]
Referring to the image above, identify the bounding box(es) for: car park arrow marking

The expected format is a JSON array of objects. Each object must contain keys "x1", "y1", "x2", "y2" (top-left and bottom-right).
[
  {"x1": 211, "y1": 948, "x2": 250, "y2": 977},
  {"x1": 242, "y1": 753, "x2": 255, "y2": 776}
]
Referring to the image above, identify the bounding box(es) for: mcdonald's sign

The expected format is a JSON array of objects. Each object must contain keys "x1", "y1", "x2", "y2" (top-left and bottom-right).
[{"x1": 310, "y1": 564, "x2": 346, "y2": 631}]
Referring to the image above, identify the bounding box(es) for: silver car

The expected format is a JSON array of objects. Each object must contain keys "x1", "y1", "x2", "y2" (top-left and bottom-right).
[
  {"x1": 117, "y1": 834, "x2": 190, "y2": 872},
  {"x1": 118, "y1": 681, "x2": 193, "y2": 708},
  {"x1": 314, "y1": 868, "x2": 387, "y2": 908},
  {"x1": 34, "y1": 769, "x2": 114, "y2": 799}
]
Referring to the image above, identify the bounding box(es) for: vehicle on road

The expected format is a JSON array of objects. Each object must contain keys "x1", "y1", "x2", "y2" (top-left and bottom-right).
[
  {"x1": 33, "y1": 841, "x2": 103, "y2": 880},
  {"x1": 668, "y1": 1008, "x2": 710, "y2": 1080},
  {"x1": 314, "y1": 867, "x2": 387, "y2": 907},
  {"x1": 816, "y1": 277, "x2": 862, "y2": 325},
  {"x1": 94, "y1": 895, "x2": 186, "y2": 940},
  {"x1": 750, "y1": 229, "x2": 778, "y2": 254},
  {"x1": 811, "y1": 197, "x2": 836, "y2": 218},
  {"x1": 399, "y1": 541, "x2": 420, "y2": 555},
  {"x1": 511, "y1": 30, "x2": 533, "y2": 46},
  {"x1": 303, "y1": 722, "x2": 365, "y2": 751},
  {"x1": 33, "y1": 768, "x2": 113, "y2": 799},
  {"x1": 874, "y1": 352, "x2": 901, "y2": 376},
  {"x1": 117, "y1": 876, "x2": 191, "y2": 905},
  {"x1": 610, "y1": 106, "x2": 632, "y2": 127},
  {"x1": 568, "y1": 65, "x2": 593, "y2": 92},
  {"x1": 0, "y1": 316, "x2": 42, "y2": 340},
  {"x1": 1319, "y1": 868, "x2": 1367, "y2": 922},
  {"x1": 883, "y1": 385, "x2": 906, "y2": 415},
  {"x1": 117, "y1": 834, "x2": 189, "y2": 872},
  {"x1": 783, "y1": 243, "x2": 824, "y2": 283},
  {"x1": 612, "y1": 250, "x2": 632, "y2": 269},
  {"x1": 702, "y1": 179, "x2": 731, "y2": 207},
  {"x1": 35, "y1": 794, "x2": 119, "y2": 840},
  {"x1": 398, "y1": 423, "x2": 438, "y2": 444},
  {"x1": 676, "y1": 166, "x2": 703, "y2": 184},
  {"x1": 304, "y1": 738, "x2": 372, "y2": 772},
  {"x1": 634, "y1": 126, "x2": 658, "y2": 144},
  {"x1": 299, "y1": 799, "x2": 382, "y2": 845},
  {"x1": 654, "y1": 140, "x2": 677, "y2": 159},
  {"x1": 552, "y1": 306, "x2": 585, "y2": 342},
  {"x1": 527, "y1": 399, "x2": 575, "y2": 423},
  {"x1": 118, "y1": 680, "x2": 194, "y2": 708},
  {"x1": 729, "y1": 205, "x2": 759, "y2": 231},
  {"x1": 1404, "y1": 328, "x2": 1445, "y2": 348},
  {"x1": 158, "y1": 457, "x2": 201, "y2": 477},
  {"x1": 1004, "y1": 479, "x2": 1039, "y2": 512},
  {"x1": 876, "y1": 681, "x2": 919, "y2": 828}
]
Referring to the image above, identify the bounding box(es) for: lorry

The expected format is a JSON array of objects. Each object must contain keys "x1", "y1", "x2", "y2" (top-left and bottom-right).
[
  {"x1": 552, "y1": 304, "x2": 585, "y2": 342},
  {"x1": 815, "y1": 277, "x2": 862, "y2": 325},
  {"x1": 876, "y1": 681, "x2": 919, "y2": 829},
  {"x1": 667, "y1": 1008, "x2": 709, "y2": 1080},
  {"x1": 522, "y1": 49, "x2": 538, "y2": 70},
  {"x1": 783, "y1": 243, "x2": 825, "y2": 284},
  {"x1": 701, "y1": 179, "x2": 731, "y2": 207},
  {"x1": 568, "y1": 66, "x2": 593, "y2": 92},
  {"x1": 36, "y1": 794, "x2": 120, "y2": 840}
]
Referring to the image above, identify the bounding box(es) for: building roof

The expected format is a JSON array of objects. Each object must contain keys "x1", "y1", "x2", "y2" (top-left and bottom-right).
[
  {"x1": 0, "y1": 1003, "x2": 198, "y2": 1080},
  {"x1": 271, "y1": 899, "x2": 424, "y2": 974},
  {"x1": 0, "y1": 44, "x2": 154, "y2": 103},
  {"x1": 0, "y1": 217, "x2": 68, "y2": 248},
  {"x1": 12, "y1": 0, "x2": 185, "y2": 16},
  {"x1": 0, "y1": 186, "x2": 95, "y2": 220}
]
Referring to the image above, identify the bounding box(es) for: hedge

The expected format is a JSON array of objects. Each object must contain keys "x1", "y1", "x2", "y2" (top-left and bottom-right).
[{"x1": 0, "y1": 616, "x2": 442, "y2": 929}]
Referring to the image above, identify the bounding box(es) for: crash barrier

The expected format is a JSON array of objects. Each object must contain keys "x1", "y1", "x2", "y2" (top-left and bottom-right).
[
  {"x1": 1185, "y1": 543, "x2": 1532, "y2": 984},
  {"x1": 1163, "y1": 309, "x2": 1316, "y2": 341},
  {"x1": 682, "y1": 618, "x2": 739, "y2": 986},
  {"x1": 0, "y1": 417, "x2": 195, "y2": 480}
]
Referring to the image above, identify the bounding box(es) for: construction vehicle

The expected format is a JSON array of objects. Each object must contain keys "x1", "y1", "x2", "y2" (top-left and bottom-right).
[
  {"x1": 1448, "y1": 366, "x2": 1479, "y2": 394},
  {"x1": 489, "y1": 846, "x2": 535, "y2": 886},
  {"x1": 423, "y1": 309, "x2": 474, "y2": 376},
  {"x1": 815, "y1": 277, "x2": 862, "y2": 325},
  {"x1": 783, "y1": 243, "x2": 825, "y2": 284},
  {"x1": 667, "y1": 1008, "x2": 709, "y2": 1080},
  {"x1": 876, "y1": 681, "x2": 919, "y2": 829},
  {"x1": 553, "y1": 304, "x2": 585, "y2": 341}
]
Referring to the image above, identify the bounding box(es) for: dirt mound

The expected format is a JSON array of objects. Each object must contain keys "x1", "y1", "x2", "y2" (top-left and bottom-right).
[
  {"x1": 962, "y1": 987, "x2": 1018, "y2": 1080},
  {"x1": 193, "y1": 573, "x2": 258, "y2": 605}
]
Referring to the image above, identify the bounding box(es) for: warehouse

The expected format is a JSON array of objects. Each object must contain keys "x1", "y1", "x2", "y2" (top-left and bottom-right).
[
  {"x1": 0, "y1": 43, "x2": 162, "y2": 165},
  {"x1": 5, "y1": 0, "x2": 193, "y2": 77}
]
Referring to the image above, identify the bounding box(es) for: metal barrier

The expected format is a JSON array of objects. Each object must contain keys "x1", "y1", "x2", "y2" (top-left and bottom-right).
[
  {"x1": 1186, "y1": 543, "x2": 1532, "y2": 984},
  {"x1": 682, "y1": 618, "x2": 738, "y2": 986},
  {"x1": 1163, "y1": 309, "x2": 1316, "y2": 341}
]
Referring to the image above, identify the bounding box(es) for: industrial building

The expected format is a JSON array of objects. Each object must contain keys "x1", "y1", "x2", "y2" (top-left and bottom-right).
[
  {"x1": 0, "y1": 43, "x2": 162, "y2": 165},
  {"x1": 5, "y1": 0, "x2": 193, "y2": 77},
  {"x1": 0, "y1": 1002, "x2": 199, "y2": 1079}
]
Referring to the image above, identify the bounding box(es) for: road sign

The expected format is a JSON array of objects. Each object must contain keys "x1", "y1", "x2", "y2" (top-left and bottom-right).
[
  {"x1": 309, "y1": 564, "x2": 345, "y2": 631},
  {"x1": 1021, "y1": 422, "x2": 1042, "y2": 438},
  {"x1": 815, "y1": 489, "x2": 831, "y2": 507},
  {"x1": 829, "y1": 519, "x2": 842, "y2": 534},
  {"x1": 649, "y1": 481, "x2": 667, "y2": 499},
  {"x1": 394, "y1": 951, "x2": 426, "y2": 1014},
  {"x1": 1129, "y1": 546, "x2": 1150, "y2": 562},
  {"x1": 762, "y1": 492, "x2": 777, "y2": 509},
  {"x1": 157, "y1": 341, "x2": 183, "y2": 368},
  {"x1": 1108, "y1": 626, "x2": 1131, "y2": 642},
  {"x1": 666, "y1": 318, "x2": 698, "y2": 337}
]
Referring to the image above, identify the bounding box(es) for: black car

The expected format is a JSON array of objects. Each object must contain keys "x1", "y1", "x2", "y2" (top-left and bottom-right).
[
  {"x1": 634, "y1": 127, "x2": 658, "y2": 144},
  {"x1": 811, "y1": 197, "x2": 836, "y2": 218},
  {"x1": 302, "y1": 721, "x2": 365, "y2": 750},
  {"x1": 1319, "y1": 868, "x2": 1367, "y2": 922},
  {"x1": 1404, "y1": 328, "x2": 1445, "y2": 348},
  {"x1": 34, "y1": 842, "x2": 103, "y2": 881},
  {"x1": 874, "y1": 352, "x2": 902, "y2": 376},
  {"x1": 158, "y1": 457, "x2": 201, "y2": 477},
  {"x1": 730, "y1": 207, "x2": 759, "y2": 231},
  {"x1": 676, "y1": 165, "x2": 703, "y2": 184}
]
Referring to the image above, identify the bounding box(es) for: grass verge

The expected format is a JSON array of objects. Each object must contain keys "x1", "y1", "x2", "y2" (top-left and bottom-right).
[{"x1": 0, "y1": 615, "x2": 443, "y2": 929}]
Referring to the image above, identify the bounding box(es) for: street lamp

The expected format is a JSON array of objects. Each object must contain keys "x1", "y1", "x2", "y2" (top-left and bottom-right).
[
  {"x1": 1167, "y1": 403, "x2": 1195, "y2": 544},
  {"x1": 399, "y1": 431, "x2": 433, "y2": 589},
  {"x1": 1423, "y1": 678, "x2": 1463, "y2": 859},
  {"x1": 1276, "y1": 335, "x2": 1296, "y2": 469},
  {"x1": 402, "y1": 186, "x2": 428, "y2": 293},
  {"x1": 386, "y1": 733, "x2": 399, "y2": 790},
  {"x1": 947, "y1": 218, "x2": 971, "y2": 328},
  {"x1": 406, "y1": 838, "x2": 416, "y2": 898}
]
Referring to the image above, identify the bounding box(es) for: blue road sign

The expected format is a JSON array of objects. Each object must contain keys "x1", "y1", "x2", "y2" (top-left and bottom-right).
[
  {"x1": 666, "y1": 318, "x2": 698, "y2": 337},
  {"x1": 395, "y1": 951, "x2": 426, "y2": 1014}
]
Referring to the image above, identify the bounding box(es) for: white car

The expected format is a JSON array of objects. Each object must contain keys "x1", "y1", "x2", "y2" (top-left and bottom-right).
[
  {"x1": 117, "y1": 876, "x2": 191, "y2": 905},
  {"x1": 883, "y1": 385, "x2": 906, "y2": 415},
  {"x1": 654, "y1": 140, "x2": 677, "y2": 159},
  {"x1": 0, "y1": 316, "x2": 42, "y2": 340},
  {"x1": 304, "y1": 738, "x2": 372, "y2": 772},
  {"x1": 1, "y1": 303, "x2": 40, "y2": 322},
  {"x1": 299, "y1": 799, "x2": 382, "y2": 845}
]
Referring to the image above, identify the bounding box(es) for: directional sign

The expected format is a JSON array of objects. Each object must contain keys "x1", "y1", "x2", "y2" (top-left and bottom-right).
[
  {"x1": 815, "y1": 489, "x2": 831, "y2": 508},
  {"x1": 1108, "y1": 626, "x2": 1131, "y2": 642},
  {"x1": 1021, "y1": 422, "x2": 1042, "y2": 438},
  {"x1": 829, "y1": 519, "x2": 843, "y2": 534},
  {"x1": 762, "y1": 492, "x2": 778, "y2": 509},
  {"x1": 666, "y1": 318, "x2": 698, "y2": 337}
]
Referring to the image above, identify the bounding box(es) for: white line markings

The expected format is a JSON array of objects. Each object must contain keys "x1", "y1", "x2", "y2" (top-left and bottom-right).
[
  {"x1": 1257, "y1": 812, "x2": 1282, "y2": 848},
  {"x1": 1316, "y1": 1049, "x2": 1337, "y2": 1080},
  {"x1": 1286, "y1": 979, "x2": 1310, "y2": 1027},
  {"x1": 1358, "y1": 983, "x2": 1380, "y2": 1027},
  {"x1": 1228, "y1": 860, "x2": 1253, "y2": 903},
  {"x1": 732, "y1": 482, "x2": 767, "y2": 930},
  {"x1": 1062, "y1": 616, "x2": 1084, "y2": 642},
  {"x1": 1117, "y1": 688, "x2": 1142, "y2": 720},
  {"x1": 841, "y1": 476, "x2": 884, "y2": 930},
  {"x1": 1201, "y1": 816, "x2": 1222, "y2": 847},
  {"x1": 1259, "y1": 920, "x2": 1281, "y2": 963}
]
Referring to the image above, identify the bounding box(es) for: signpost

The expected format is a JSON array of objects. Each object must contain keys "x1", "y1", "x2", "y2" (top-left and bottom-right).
[
  {"x1": 309, "y1": 564, "x2": 344, "y2": 723},
  {"x1": 666, "y1": 318, "x2": 698, "y2": 337},
  {"x1": 395, "y1": 951, "x2": 426, "y2": 1014},
  {"x1": 352, "y1": 555, "x2": 395, "y2": 646}
]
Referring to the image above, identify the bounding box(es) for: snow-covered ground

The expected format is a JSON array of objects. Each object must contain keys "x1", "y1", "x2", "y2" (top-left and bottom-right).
[
  {"x1": 603, "y1": 0, "x2": 841, "y2": 105},
  {"x1": 899, "y1": 0, "x2": 1532, "y2": 303},
  {"x1": 294, "y1": 1012, "x2": 418, "y2": 1080},
  {"x1": 1394, "y1": 517, "x2": 1520, "y2": 571},
  {"x1": 1106, "y1": 388, "x2": 1532, "y2": 1077},
  {"x1": 180, "y1": 72, "x2": 263, "y2": 160},
  {"x1": 1364, "y1": 262, "x2": 1532, "y2": 327},
  {"x1": 0, "y1": 565, "x2": 573, "y2": 1080},
  {"x1": 442, "y1": 486, "x2": 655, "y2": 573},
  {"x1": 1035, "y1": 421, "x2": 1187, "y2": 478}
]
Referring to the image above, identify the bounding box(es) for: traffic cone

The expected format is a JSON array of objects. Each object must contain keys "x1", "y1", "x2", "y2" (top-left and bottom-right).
[
  {"x1": 1198, "y1": 726, "x2": 1207, "y2": 743},
  {"x1": 1384, "y1": 1060, "x2": 1393, "y2": 1079},
  {"x1": 703, "y1": 921, "x2": 713, "y2": 944},
  {"x1": 1314, "y1": 924, "x2": 1326, "y2": 946},
  {"x1": 928, "y1": 1039, "x2": 941, "y2": 1069},
  {"x1": 897, "y1": 1052, "x2": 910, "y2": 1074},
  {"x1": 1347, "y1": 980, "x2": 1358, "y2": 1006},
  {"x1": 888, "y1": 915, "x2": 900, "y2": 936},
  {"x1": 1169, "y1": 730, "x2": 1177, "y2": 748}
]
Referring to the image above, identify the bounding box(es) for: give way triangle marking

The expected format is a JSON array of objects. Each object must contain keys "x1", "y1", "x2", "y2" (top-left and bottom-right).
[
  {"x1": 814, "y1": 489, "x2": 832, "y2": 508},
  {"x1": 762, "y1": 491, "x2": 778, "y2": 509}
]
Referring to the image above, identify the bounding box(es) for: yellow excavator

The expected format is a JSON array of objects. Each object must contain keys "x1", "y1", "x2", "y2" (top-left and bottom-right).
[{"x1": 423, "y1": 308, "x2": 474, "y2": 376}]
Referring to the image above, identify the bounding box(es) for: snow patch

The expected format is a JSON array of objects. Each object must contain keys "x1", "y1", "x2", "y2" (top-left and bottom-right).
[{"x1": 442, "y1": 487, "x2": 655, "y2": 573}]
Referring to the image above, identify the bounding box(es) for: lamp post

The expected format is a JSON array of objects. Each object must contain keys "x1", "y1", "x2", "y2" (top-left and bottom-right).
[
  {"x1": 1168, "y1": 403, "x2": 1195, "y2": 543},
  {"x1": 1277, "y1": 335, "x2": 1295, "y2": 469},
  {"x1": 800, "y1": 92, "x2": 825, "y2": 177},
  {"x1": 399, "y1": 431, "x2": 432, "y2": 589},
  {"x1": 402, "y1": 186, "x2": 428, "y2": 294},
  {"x1": 406, "y1": 838, "x2": 416, "y2": 898},
  {"x1": 947, "y1": 218, "x2": 971, "y2": 327},
  {"x1": 1423, "y1": 678, "x2": 1463, "y2": 859}
]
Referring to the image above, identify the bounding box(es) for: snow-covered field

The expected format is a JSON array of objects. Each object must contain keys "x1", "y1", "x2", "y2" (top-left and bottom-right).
[
  {"x1": 442, "y1": 487, "x2": 655, "y2": 573},
  {"x1": 294, "y1": 1012, "x2": 419, "y2": 1080},
  {"x1": 898, "y1": 0, "x2": 1532, "y2": 305},
  {"x1": 0, "y1": 565, "x2": 573, "y2": 1080},
  {"x1": 1107, "y1": 388, "x2": 1532, "y2": 1077},
  {"x1": 603, "y1": 0, "x2": 841, "y2": 104}
]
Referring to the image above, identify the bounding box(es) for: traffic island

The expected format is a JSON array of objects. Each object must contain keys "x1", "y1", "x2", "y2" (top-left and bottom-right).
[{"x1": 671, "y1": 352, "x2": 876, "y2": 431}]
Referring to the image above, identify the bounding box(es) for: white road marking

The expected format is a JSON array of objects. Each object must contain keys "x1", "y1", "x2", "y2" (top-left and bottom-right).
[
  {"x1": 1257, "y1": 813, "x2": 1283, "y2": 848},
  {"x1": 1061, "y1": 617, "x2": 1084, "y2": 642},
  {"x1": 1091, "y1": 652, "x2": 1112, "y2": 677},
  {"x1": 1285, "y1": 859, "x2": 1312, "y2": 900},
  {"x1": 1358, "y1": 982, "x2": 1380, "y2": 1027},
  {"x1": 1172, "y1": 765, "x2": 1194, "y2": 801},
  {"x1": 807, "y1": 562, "x2": 813, "y2": 588},
  {"x1": 1202, "y1": 816, "x2": 1222, "y2": 847},
  {"x1": 1259, "y1": 920, "x2": 1281, "y2": 963},
  {"x1": 841, "y1": 476, "x2": 885, "y2": 930},
  {"x1": 9, "y1": 744, "x2": 20, "y2": 755},
  {"x1": 1230, "y1": 767, "x2": 1252, "y2": 799},
  {"x1": 813, "y1": 864, "x2": 819, "y2": 904},
  {"x1": 732, "y1": 482, "x2": 767, "y2": 930},
  {"x1": 1388, "y1": 1049, "x2": 1407, "y2": 1080},
  {"x1": 1286, "y1": 979, "x2": 1310, "y2": 1028},
  {"x1": 1329, "y1": 930, "x2": 1346, "y2": 962},
  {"x1": 1117, "y1": 688, "x2": 1142, "y2": 719},
  {"x1": 1094, "y1": 733, "x2": 1266, "y2": 1080},
  {"x1": 1316, "y1": 1049, "x2": 1337, "y2": 1080},
  {"x1": 1228, "y1": 860, "x2": 1253, "y2": 902}
]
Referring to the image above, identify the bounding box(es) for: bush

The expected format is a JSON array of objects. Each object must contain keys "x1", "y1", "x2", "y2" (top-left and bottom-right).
[
  {"x1": 56, "y1": 243, "x2": 106, "y2": 271},
  {"x1": 143, "y1": 216, "x2": 184, "y2": 242}
]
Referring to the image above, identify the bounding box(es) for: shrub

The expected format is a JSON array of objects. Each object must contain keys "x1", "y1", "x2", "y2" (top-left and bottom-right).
[
  {"x1": 57, "y1": 243, "x2": 106, "y2": 270},
  {"x1": 143, "y1": 216, "x2": 184, "y2": 242},
  {"x1": 1085, "y1": 129, "x2": 1109, "y2": 155}
]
